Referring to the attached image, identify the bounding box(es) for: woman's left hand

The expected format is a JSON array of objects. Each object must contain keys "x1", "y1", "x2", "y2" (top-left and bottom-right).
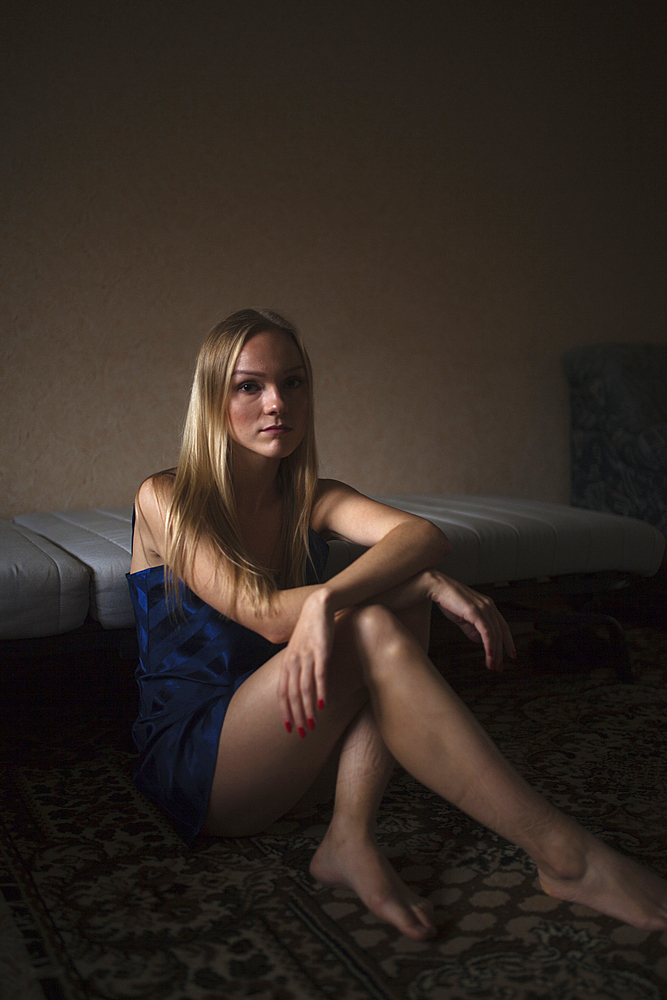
[
  {"x1": 426, "y1": 571, "x2": 516, "y2": 671},
  {"x1": 276, "y1": 588, "x2": 335, "y2": 736}
]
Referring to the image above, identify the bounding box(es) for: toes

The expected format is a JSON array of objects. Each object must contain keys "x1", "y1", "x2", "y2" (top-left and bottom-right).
[
  {"x1": 406, "y1": 910, "x2": 436, "y2": 940},
  {"x1": 409, "y1": 901, "x2": 437, "y2": 935}
]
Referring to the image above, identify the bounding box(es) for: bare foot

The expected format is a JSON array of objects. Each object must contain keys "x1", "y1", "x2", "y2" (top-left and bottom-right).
[
  {"x1": 310, "y1": 823, "x2": 436, "y2": 941},
  {"x1": 538, "y1": 832, "x2": 667, "y2": 931}
]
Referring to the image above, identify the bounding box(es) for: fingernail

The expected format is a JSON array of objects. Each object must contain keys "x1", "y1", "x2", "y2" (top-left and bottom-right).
[
  {"x1": 318, "y1": 698, "x2": 325, "y2": 712},
  {"x1": 307, "y1": 717, "x2": 315, "y2": 731},
  {"x1": 284, "y1": 720, "x2": 292, "y2": 734},
  {"x1": 298, "y1": 726, "x2": 306, "y2": 739}
]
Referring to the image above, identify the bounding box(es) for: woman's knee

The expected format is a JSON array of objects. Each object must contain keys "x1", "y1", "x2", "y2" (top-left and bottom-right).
[
  {"x1": 349, "y1": 604, "x2": 415, "y2": 664},
  {"x1": 327, "y1": 605, "x2": 418, "y2": 700}
]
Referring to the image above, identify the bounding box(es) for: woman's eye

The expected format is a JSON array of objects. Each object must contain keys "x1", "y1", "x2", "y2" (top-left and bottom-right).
[
  {"x1": 238, "y1": 381, "x2": 260, "y2": 393},
  {"x1": 285, "y1": 376, "x2": 305, "y2": 389}
]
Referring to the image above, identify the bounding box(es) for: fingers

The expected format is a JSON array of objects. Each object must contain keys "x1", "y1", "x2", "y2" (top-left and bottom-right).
[
  {"x1": 314, "y1": 660, "x2": 327, "y2": 718},
  {"x1": 500, "y1": 611, "x2": 517, "y2": 662},
  {"x1": 301, "y1": 662, "x2": 318, "y2": 735},
  {"x1": 466, "y1": 602, "x2": 499, "y2": 672},
  {"x1": 288, "y1": 661, "x2": 308, "y2": 738},
  {"x1": 436, "y1": 576, "x2": 516, "y2": 672},
  {"x1": 288, "y1": 660, "x2": 312, "y2": 738},
  {"x1": 467, "y1": 595, "x2": 501, "y2": 672},
  {"x1": 277, "y1": 665, "x2": 294, "y2": 734},
  {"x1": 475, "y1": 595, "x2": 516, "y2": 672},
  {"x1": 278, "y1": 655, "x2": 327, "y2": 739}
]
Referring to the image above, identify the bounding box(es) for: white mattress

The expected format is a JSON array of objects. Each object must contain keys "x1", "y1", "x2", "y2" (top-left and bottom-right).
[
  {"x1": 10, "y1": 496, "x2": 665, "y2": 636},
  {"x1": 13, "y1": 508, "x2": 134, "y2": 630},
  {"x1": 0, "y1": 519, "x2": 90, "y2": 638},
  {"x1": 373, "y1": 495, "x2": 665, "y2": 584}
]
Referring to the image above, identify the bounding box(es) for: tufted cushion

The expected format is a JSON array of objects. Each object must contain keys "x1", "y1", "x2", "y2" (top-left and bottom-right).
[
  {"x1": 0, "y1": 519, "x2": 90, "y2": 638},
  {"x1": 9, "y1": 496, "x2": 664, "y2": 641},
  {"x1": 372, "y1": 494, "x2": 665, "y2": 585},
  {"x1": 13, "y1": 509, "x2": 134, "y2": 630}
]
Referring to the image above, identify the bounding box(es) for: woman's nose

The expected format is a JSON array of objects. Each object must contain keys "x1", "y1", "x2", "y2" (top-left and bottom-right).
[{"x1": 265, "y1": 385, "x2": 286, "y2": 412}]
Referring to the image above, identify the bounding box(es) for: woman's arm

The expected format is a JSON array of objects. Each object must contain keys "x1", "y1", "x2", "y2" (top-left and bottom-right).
[
  {"x1": 255, "y1": 482, "x2": 452, "y2": 641},
  {"x1": 277, "y1": 482, "x2": 514, "y2": 729},
  {"x1": 310, "y1": 479, "x2": 452, "y2": 614},
  {"x1": 134, "y1": 476, "x2": 452, "y2": 644},
  {"x1": 136, "y1": 475, "x2": 511, "y2": 670},
  {"x1": 135, "y1": 475, "x2": 513, "y2": 730},
  {"x1": 132, "y1": 477, "x2": 320, "y2": 642},
  {"x1": 311, "y1": 482, "x2": 515, "y2": 667},
  {"x1": 368, "y1": 568, "x2": 516, "y2": 670}
]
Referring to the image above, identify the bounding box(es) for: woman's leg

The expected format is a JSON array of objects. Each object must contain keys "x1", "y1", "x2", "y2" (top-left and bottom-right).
[
  {"x1": 204, "y1": 601, "x2": 439, "y2": 939},
  {"x1": 205, "y1": 603, "x2": 667, "y2": 934},
  {"x1": 344, "y1": 604, "x2": 667, "y2": 933},
  {"x1": 201, "y1": 636, "x2": 368, "y2": 837},
  {"x1": 308, "y1": 600, "x2": 437, "y2": 938},
  {"x1": 203, "y1": 600, "x2": 433, "y2": 838},
  {"x1": 308, "y1": 701, "x2": 438, "y2": 938},
  {"x1": 288, "y1": 600, "x2": 432, "y2": 815}
]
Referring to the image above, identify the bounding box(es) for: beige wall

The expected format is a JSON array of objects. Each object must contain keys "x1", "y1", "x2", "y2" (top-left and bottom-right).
[{"x1": 2, "y1": 2, "x2": 665, "y2": 519}]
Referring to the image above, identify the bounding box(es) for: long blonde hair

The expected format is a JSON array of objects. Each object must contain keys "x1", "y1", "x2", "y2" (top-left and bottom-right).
[{"x1": 163, "y1": 309, "x2": 318, "y2": 613}]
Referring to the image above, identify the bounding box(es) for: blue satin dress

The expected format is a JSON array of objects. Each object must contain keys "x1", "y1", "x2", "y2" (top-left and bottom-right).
[{"x1": 127, "y1": 530, "x2": 329, "y2": 843}]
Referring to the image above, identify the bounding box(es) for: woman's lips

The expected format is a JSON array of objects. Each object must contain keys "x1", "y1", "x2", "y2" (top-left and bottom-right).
[{"x1": 261, "y1": 425, "x2": 292, "y2": 435}]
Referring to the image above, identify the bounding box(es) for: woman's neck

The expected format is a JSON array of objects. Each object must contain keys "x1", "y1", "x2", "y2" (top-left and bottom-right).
[{"x1": 230, "y1": 451, "x2": 282, "y2": 515}]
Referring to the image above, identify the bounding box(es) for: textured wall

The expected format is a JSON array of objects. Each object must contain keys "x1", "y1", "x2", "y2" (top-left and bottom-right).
[{"x1": 2, "y1": 2, "x2": 665, "y2": 518}]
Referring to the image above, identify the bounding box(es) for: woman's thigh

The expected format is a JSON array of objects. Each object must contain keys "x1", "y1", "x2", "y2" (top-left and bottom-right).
[{"x1": 203, "y1": 618, "x2": 369, "y2": 836}]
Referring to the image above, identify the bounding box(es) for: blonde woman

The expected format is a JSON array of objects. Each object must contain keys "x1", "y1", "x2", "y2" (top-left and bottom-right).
[{"x1": 128, "y1": 309, "x2": 667, "y2": 941}]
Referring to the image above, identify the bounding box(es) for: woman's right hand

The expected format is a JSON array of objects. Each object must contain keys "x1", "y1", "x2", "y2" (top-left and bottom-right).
[{"x1": 277, "y1": 587, "x2": 335, "y2": 737}]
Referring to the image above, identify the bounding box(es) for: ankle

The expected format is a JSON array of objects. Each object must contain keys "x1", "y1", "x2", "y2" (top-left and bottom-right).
[
  {"x1": 325, "y1": 810, "x2": 376, "y2": 847},
  {"x1": 531, "y1": 815, "x2": 589, "y2": 882}
]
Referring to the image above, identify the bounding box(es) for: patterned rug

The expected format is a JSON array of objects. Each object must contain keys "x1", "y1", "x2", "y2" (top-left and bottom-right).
[{"x1": 1, "y1": 625, "x2": 667, "y2": 1000}]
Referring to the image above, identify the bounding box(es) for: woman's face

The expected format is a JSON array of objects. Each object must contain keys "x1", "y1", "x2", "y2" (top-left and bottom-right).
[{"x1": 226, "y1": 328, "x2": 310, "y2": 464}]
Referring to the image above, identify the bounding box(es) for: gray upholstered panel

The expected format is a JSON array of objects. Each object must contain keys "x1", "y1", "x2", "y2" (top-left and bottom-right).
[
  {"x1": 563, "y1": 344, "x2": 667, "y2": 533},
  {"x1": 13, "y1": 509, "x2": 134, "y2": 629},
  {"x1": 0, "y1": 519, "x2": 90, "y2": 638}
]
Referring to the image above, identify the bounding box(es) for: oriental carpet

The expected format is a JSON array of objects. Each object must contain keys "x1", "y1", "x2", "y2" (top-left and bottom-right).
[{"x1": 1, "y1": 624, "x2": 666, "y2": 1000}]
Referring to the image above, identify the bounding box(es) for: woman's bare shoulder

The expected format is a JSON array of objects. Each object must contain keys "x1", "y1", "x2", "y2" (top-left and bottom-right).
[
  {"x1": 136, "y1": 468, "x2": 176, "y2": 508},
  {"x1": 312, "y1": 478, "x2": 357, "y2": 514},
  {"x1": 131, "y1": 469, "x2": 177, "y2": 570}
]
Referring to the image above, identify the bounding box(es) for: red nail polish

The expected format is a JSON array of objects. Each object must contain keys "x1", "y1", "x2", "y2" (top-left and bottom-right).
[
  {"x1": 318, "y1": 698, "x2": 325, "y2": 711},
  {"x1": 307, "y1": 717, "x2": 315, "y2": 731},
  {"x1": 284, "y1": 720, "x2": 292, "y2": 734},
  {"x1": 298, "y1": 726, "x2": 306, "y2": 739}
]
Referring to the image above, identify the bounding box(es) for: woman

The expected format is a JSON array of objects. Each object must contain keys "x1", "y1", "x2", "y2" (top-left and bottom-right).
[{"x1": 129, "y1": 308, "x2": 667, "y2": 941}]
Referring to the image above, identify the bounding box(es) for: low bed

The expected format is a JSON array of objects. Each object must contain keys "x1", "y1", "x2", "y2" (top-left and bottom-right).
[{"x1": 2, "y1": 498, "x2": 663, "y2": 657}]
